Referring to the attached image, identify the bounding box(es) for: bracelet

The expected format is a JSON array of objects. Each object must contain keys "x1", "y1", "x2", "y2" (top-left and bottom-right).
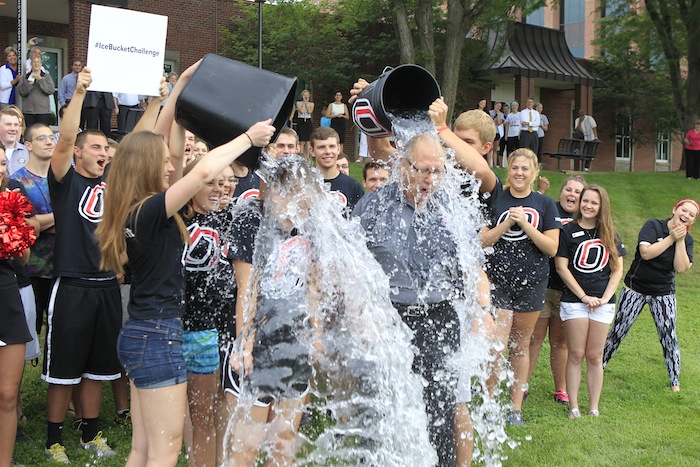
[
  {"x1": 437, "y1": 125, "x2": 449, "y2": 134},
  {"x1": 243, "y1": 132, "x2": 254, "y2": 147}
]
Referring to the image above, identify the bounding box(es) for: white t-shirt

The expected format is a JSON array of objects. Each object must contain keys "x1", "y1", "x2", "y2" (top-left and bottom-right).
[{"x1": 575, "y1": 115, "x2": 598, "y2": 141}]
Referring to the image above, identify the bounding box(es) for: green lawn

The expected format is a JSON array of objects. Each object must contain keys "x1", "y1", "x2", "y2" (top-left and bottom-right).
[{"x1": 13, "y1": 167, "x2": 700, "y2": 466}]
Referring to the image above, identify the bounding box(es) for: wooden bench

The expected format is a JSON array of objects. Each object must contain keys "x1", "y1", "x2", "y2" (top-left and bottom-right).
[{"x1": 544, "y1": 138, "x2": 600, "y2": 172}]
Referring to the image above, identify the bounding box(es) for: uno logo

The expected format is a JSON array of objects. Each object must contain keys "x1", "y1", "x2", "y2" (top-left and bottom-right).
[
  {"x1": 573, "y1": 238, "x2": 609, "y2": 274},
  {"x1": 497, "y1": 207, "x2": 540, "y2": 241},
  {"x1": 239, "y1": 189, "x2": 260, "y2": 200},
  {"x1": 78, "y1": 182, "x2": 106, "y2": 223},
  {"x1": 558, "y1": 216, "x2": 573, "y2": 225},
  {"x1": 272, "y1": 236, "x2": 311, "y2": 284},
  {"x1": 183, "y1": 223, "x2": 220, "y2": 271},
  {"x1": 352, "y1": 98, "x2": 392, "y2": 138}
]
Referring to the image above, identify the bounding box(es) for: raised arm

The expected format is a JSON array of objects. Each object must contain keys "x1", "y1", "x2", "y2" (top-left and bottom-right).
[
  {"x1": 163, "y1": 119, "x2": 274, "y2": 217},
  {"x1": 51, "y1": 67, "x2": 91, "y2": 182},
  {"x1": 429, "y1": 98, "x2": 496, "y2": 193},
  {"x1": 133, "y1": 77, "x2": 169, "y2": 133},
  {"x1": 154, "y1": 59, "x2": 201, "y2": 145}
]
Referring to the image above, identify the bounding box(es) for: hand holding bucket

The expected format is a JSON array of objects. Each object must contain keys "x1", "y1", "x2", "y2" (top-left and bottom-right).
[{"x1": 351, "y1": 65, "x2": 441, "y2": 138}]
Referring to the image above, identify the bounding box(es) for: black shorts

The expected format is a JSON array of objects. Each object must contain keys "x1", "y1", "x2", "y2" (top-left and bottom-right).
[
  {"x1": 491, "y1": 277, "x2": 547, "y2": 313},
  {"x1": 0, "y1": 285, "x2": 32, "y2": 346},
  {"x1": 43, "y1": 277, "x2": 123, "y2": 384},
  {"x1": 221, "y1": 341, "x2": 309, "y2": 406}
]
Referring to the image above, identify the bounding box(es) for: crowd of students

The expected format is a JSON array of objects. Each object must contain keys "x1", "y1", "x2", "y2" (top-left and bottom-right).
[{"x1": 0, "y1": 62, "x2": 697, "y2": 467}]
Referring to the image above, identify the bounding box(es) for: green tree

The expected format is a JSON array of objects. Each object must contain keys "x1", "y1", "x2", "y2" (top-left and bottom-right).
[
  {"x1": 219, "y1": 0, "x2": 398, "y2": 105},
  {"x1": 594, "y1": 0, "x2": 698, "y2": 164}
]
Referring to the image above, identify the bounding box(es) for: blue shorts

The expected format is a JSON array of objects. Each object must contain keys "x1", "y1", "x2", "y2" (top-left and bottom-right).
[
  {"x1": 117, "y1": 318, "x2": 187, "y2": 389},
  {"x1": 183, "y1": 329, "x2": 220, "y2": 375}
]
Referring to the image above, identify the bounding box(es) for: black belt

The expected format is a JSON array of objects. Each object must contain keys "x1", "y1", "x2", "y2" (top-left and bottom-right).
[{"x1": 393, "y1": 300, "x2": 450, "y2": 318}]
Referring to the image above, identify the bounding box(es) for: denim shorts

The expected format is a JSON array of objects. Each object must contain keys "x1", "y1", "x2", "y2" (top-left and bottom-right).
[
  {"x1": 117, "y1": 318, "x2": 188, "y2": 389},
  {"x1": 183, "y1": 329, "x2": 220, "y2": 375}
]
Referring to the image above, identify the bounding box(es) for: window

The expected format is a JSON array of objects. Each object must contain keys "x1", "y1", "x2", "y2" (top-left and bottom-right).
[
  {"x1": 656, "y1": 130, "x2": 670, "y2": 163},
  {"x1": 525, "y1": 7, "x2": 545, "y2": 27},
  {"x1": 560, "y1": 0, "x2": 585, "y2": 58},
  {"x1": 615, "y1": 111, "x2": 632, "y2": 159}
]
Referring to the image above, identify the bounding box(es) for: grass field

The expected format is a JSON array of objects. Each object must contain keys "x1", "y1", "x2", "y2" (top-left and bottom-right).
[{"x1": 12, "y1": 167, "x2": 700, "y2": 466}]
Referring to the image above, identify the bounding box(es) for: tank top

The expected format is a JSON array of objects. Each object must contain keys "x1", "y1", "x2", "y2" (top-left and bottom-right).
[{"x1": 331, "y1": 103, "x2": 345, "y2": 116}]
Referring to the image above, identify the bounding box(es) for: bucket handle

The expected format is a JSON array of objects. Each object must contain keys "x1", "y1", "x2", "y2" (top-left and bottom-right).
[{"x1": 382, "y1": 66, "x2": 394, "y2": 74}]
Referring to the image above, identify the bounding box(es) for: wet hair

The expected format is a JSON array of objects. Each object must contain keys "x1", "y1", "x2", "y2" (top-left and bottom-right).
[
  {"x1": 403, "y1": 134, "x2": 443, "y2": 162},
  {"x1": 454, "y1": 109, "x2": 496, "y2": 145},
  {"x1": 76, "y1": 129, "x2": 107, "y2": 149},
  {"x1": 504, "y1": 148, "x2": 538, "y2": 190},
  {"x1": 362, "y1": 160, "x2": 389, "y2": 180},
  {"x1": 559, "y1": 175, "x2": 587, "y2": 195},
  {"x1": 97, "y1": 131, "x2": 188, "y2": 275},
  {"x1": 575, "y1": 184, "x2": 620, "y2": 271},
  {"x1": 310, "y1": 126, "x2": 340, "y2": 147}
]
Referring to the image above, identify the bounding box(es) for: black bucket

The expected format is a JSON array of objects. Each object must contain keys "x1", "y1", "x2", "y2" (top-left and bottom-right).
[
  {"x1": 176, "y1": 54, "x2": 298, "y2": 169},
  {"x1": 351, "y1": 64, "x2": 441, "y2": 138}
]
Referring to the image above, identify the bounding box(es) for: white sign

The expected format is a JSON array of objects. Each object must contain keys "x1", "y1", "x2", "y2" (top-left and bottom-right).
[{"x1": 86, "y1": 5, "x2": 167, "y2": 96}]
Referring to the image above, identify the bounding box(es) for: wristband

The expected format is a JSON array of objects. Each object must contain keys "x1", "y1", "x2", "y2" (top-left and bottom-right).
[
  {"x1": 437, "y1": 125, "x2": 449, "y2": 134},
  {"x1": 244, "y1": 132, "x2": 254, "y2": 147}
]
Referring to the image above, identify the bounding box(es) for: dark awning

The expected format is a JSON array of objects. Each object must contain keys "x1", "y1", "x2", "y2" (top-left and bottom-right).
[{"x1": 474, "y1": 22, "x2": 604, "y2": 88}]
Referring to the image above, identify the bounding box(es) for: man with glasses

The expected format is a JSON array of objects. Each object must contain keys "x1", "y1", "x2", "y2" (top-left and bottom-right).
[
  {"x1": 11, "y1": 124, "x2": 57, "y2": 332},
  {"x1": 351, "y1": 83, "x2": 497, "y2": 465}
]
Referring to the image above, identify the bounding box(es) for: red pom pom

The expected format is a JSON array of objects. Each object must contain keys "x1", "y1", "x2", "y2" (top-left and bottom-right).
[{"x1": 0, "y1": 191, "x2": 37, "y2": 260}]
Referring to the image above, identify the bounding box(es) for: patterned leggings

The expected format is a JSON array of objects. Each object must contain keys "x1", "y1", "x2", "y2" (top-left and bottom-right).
[{"x1": 603, "y1": 287, "x2": 680, "y2": 386}]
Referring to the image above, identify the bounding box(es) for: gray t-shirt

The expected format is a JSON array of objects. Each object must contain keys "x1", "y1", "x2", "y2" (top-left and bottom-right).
[{"x1": 353, "y1": 182, "x2": 463, "y2": 306}]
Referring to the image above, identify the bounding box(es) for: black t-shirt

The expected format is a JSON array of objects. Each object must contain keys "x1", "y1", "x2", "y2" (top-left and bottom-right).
[
  {"x1": 125, "y1": 192, "x2": 186, "y2": 320},
  {"x1": 325, "y1": 172, "x2": 364, "y2": 214},
  {"x1": 48, "y1": 166, "x2": 113, "y2": 278},
  {"x1": 556, "y1": 222, "x2": 627, "y2": 303},
  {"x1": 485, "y1": 178, "x2": 560, "y2": 288},
  {"x1": 625, "y1": 218, "x2": 694, "y2": 295},
  {"x1": 233, "y1": 170, "x2": 261, "y2": 202},
  {"x1": 548, "y1": 202, "x2": 575, "y2": 290},
  {"x1": 183, "y1": 210, "x2": 236, "y2": 331}
]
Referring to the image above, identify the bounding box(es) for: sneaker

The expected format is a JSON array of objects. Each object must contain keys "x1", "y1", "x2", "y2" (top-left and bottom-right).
[
  {"x1": 44, "y1": 443, "x2": 70, "y2": 464},
  {"x1": 79, "y1": 431, "x2": 116, "y2": 457},
  {"x1": 115, "y1": 410, "x2": 131, "y2": 426},
  {"x1": 568, "y1": 408, "x2": 581, "y2": 419},
  {"x1": 506, "y1": 410, "x2": 524, "y2": 426},
  {"x1": 589, "y1": 410, "x2": 600, "y2": 417},
  {"x1": 554, "y1": 391, "x2": 570, "y2": 404}
]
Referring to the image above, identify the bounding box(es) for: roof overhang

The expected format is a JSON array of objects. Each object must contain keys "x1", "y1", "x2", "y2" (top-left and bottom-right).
[{"x1": 474, "y1": 22, "x2": 604, "y2": 88}]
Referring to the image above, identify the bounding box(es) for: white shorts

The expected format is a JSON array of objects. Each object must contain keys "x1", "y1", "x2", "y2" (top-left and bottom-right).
[{"x1": 560, "y1": 302, "x2": 615, "y2": 324}]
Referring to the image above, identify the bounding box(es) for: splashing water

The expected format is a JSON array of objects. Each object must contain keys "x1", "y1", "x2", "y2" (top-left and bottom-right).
[{"x1": 224, "y1": 154, "x2": 435, "y2": 466}]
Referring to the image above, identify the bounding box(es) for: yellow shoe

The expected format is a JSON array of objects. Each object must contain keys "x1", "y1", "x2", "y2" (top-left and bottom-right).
[
  {"x1": 79, "y1": 431, "x2": 116, "y2": 457},
  {"x1": 44, "y1": 443, "x2": 70, "y2": 464}
]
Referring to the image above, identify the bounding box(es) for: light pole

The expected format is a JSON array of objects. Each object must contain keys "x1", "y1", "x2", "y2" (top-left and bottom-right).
[{"x1": 255, "y1": 0, "x2": 264, "y2": 69}]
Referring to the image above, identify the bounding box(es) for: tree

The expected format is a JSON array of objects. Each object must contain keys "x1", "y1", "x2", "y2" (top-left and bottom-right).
[
  {"x1": 388, "y1": 0, "x2": 544, "y2": 122},
  {"x1": 219, "y1": 0, "x2": 398, "y2": 105}
]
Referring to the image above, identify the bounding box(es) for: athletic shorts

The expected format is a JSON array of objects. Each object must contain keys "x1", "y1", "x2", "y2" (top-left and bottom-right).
[
  {"x1": 42, "y1": 277, "x2": 122, "y2": 384},
  {"x1": 539, "y1": 288, "x2": 563, "y2": 320},
  {"x1": 560, "y1": 302, "x2": 615, "y2": 324},
  {"x1": 221, "y1": 341, "x2": 309, "y2": 406},
  {"x1": 118, "y1": 318, "x2": 187, "y2": 389},
  {"x1": 0, "y1": 284, "x2": 32, "y2": 347},
  {"x1": 491, "y1": 278, "x2": 547, "y2": 313},
  {"x1": 183, "y1": 329, "x2": 220, "y2": 375},
  {"x1": 19, "y1": 285, "x2": 40, "y2": 360}
]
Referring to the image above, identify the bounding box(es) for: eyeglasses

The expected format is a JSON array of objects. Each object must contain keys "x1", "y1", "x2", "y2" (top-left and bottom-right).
[
  {"x1": 406, "y1": 159, "x2": 446, "y2": 177},
  {"x1": 30, "y1": 134, "x2": 54, "y2": 143}
]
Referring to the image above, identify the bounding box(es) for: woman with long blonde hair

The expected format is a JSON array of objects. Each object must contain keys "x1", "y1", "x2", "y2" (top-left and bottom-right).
[
  {"x1": 96, "y1": 114, "x2": 273, "y2": 465},
  {"x1": 555, "y1": 184, "x2": 626, "y2": 419},
  {"x1": 481, "y1": 148, "x2": 561, "y2": 426}
]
